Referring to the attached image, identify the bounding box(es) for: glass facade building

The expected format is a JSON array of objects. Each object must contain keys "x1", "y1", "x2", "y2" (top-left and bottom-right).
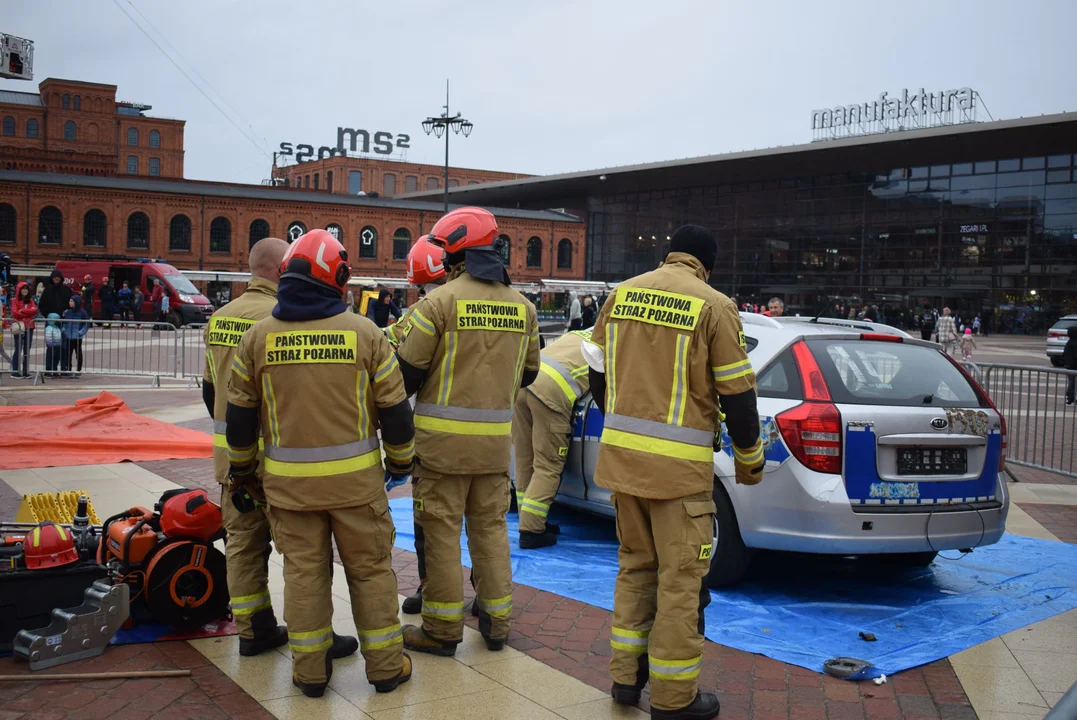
[{"x1": 428, "y1": 112, "x2": 1077, "y2": 331}]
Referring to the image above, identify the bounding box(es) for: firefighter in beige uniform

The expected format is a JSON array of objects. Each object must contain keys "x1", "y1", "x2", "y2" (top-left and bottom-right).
[
  {"x1": 202, "y1": 236, "x2": 289, "y2": 656},
  {"x1": 586, "y1": 226, "x2": 763, "y2": 720},
  {"x1": 395, "y1": 207, "x2": 540, "y2": 655},
  {"x1": 512, "y1": 329, "x2": 592, "y2": 549},
  {"x1": 226, "y1": 230, "x2": 415, "y2": 698}
]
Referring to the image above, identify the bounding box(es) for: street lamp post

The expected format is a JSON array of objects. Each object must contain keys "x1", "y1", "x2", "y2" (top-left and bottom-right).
[{"x1": 422, "y1": 80, "x2": 473, "y2": 214}]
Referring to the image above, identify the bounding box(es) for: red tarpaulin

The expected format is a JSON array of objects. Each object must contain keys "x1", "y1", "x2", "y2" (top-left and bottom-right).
[{"x1": 0, "y1": 392, "x2": 212, "y2": 470}]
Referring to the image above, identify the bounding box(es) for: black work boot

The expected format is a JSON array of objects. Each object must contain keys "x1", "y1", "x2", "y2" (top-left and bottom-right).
[
  {"x1": 372, "y1": 652, "x2": 413, "y2": 693},
  {"x1": 650, "y1": 693, "x2": 720, "y2": 720},
  {"x1": 545, "y1": 521, "x2": 561, "y2": 535},
  {"x1": 401, "y1": 586, "x2": 423, "y2": 615},
  {"x1": 292, "y1": 652, "x2": 334, "y2": 698},
  {"x1": 519, "y1": 530, "x2": 558, "y2": 549},
  {"x1": 611, "y1": 655, "x2": 649, "y2": 705},
  {"x1": 239, "y1": 609, "x2": 288, "y2": 657},
  {"x1": 476, "y1": 607, "x2": 506, "y2": 652},
  {"x1": 402, "y1": 624, "x2": 459, "y2": 657},
  {"x1": 330, "y1": 633, "x2": 359, "y2": 659}
]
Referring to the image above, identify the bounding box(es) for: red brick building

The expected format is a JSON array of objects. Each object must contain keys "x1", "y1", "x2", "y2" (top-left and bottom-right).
[
  {"x1": 272, "y1": 156, "x2": 530, "y2": 197},
  {"x1": 0, "y1": 79, "x2": 585, "y2": 286}
]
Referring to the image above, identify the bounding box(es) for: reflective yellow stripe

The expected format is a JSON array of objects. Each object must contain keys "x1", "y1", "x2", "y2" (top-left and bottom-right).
[
  {"x1": 602, "y1": 428, "x2": 712, "y2": 463},
  {"x1": 32, "y1": 526, "x2": 40, "y2": 546},
  {"x1": 713, "y1": 358, "x2": 753, "y2": 383},
  {"x1": 437, "y1": 332, "x2": 458, "y2": 405},
  {"x1": 54, "y1": 525, "x2": 67, "y2": 542},
  {"x1": 384, "y1": 441, "x2": 414, "y2": 462},
  {"x1": 512, "y1": 334, "x2": 527, "y2": 397},
  {"x1": 228, "y1": 444, "x2": 258, "y2": 463},
  {"x1": 414, "y1": 414, "x2": 512, "y2": 436},
  {"x1": 520, "y1": 498, "x2": 550, "y2": 518},
  {"x1": 422, "y1": 600, "x2": 465, "y2": 622},
  {"x1": 611, "y1": 626, "x2": 649, "y2": 654},
  {"x1": 231, "y1": 590, "x2": 272, "y2": 615},
  {"x1": 540, "y1": 363, "x2": 578, "y2": 403},
  {"x1": 356, "y1": 370, "x2": 370, "y2": 440},
  {"x1": 477, "y1": 595, "x2": 513, "y2": 618},
  {"x1": 289, "y1": 626, "x2": 333, "y2": 653},
  {"x1": 358, "y1": 624, "x2": 403, "y2": 651},
  {"x1": 374, "y1": 354, "x2": 399, "y2": 383},
  {"x1": 206, "y1": 348, "x2": 217, "y2": 384},
  {"x1": 410, "y1": 309, "x2": 435, "y2": 336},
  {"x1": 264, "y1": 450, "x2": 382, "y2": 477},
  {"x1": 214, "y1": 434, "x2": 264, "y2": 451},
  {"x1": 605, "y1": 323, "x2": 618, "y2": 413},
  {"x1": 263, "y1": 374, "x2": 281, "y2": 446},
  {"x1": 733, "y1": 442, "x2": 764, "y2": 465},
  {"x1": 648, "y1": 654, "x2": 703, "y2": 681},
  {"x1": 666, "y1": 334, "x2": 689, "y2": 426},
  {"x1": 230, "y1": 358, "x2": 250, "y2": 382}
]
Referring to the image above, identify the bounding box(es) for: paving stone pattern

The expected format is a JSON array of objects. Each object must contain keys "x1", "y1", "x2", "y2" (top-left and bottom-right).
[{"x1": 1018, "y1": 502, "x2": 1077, "y2": 543}]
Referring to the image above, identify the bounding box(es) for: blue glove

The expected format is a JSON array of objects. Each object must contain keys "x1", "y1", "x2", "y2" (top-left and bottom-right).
[{"x1": 384, "y1": 469, "x2": 409, "y2": 492}]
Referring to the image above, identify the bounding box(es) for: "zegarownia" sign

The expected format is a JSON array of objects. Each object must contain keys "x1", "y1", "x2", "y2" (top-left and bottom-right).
[{"x1": 811, "y1": 88, "x2": 979, "y2": 141}]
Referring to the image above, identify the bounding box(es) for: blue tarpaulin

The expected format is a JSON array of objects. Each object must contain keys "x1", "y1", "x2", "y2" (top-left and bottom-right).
[{"x1": 388, "y1": 497, "x2": 1077, "y2": 677}]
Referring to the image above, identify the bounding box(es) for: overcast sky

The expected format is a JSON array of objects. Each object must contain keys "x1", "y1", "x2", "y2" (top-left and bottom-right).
[{"x1": 4, "y1": 0, "x2": 1076, "y2": 184}]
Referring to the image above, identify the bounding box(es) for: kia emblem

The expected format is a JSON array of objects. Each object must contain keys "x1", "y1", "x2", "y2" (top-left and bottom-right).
[{"x1": 930, "y1": 417, "x2": 948, "y2": 431}]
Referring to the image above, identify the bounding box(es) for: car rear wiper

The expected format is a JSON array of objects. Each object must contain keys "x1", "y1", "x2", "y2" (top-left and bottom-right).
[{"x1": 921, "y1": 394, "x2": 934, "y2": 404}]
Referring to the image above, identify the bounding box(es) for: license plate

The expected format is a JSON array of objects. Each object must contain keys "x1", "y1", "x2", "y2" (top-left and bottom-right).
[{"x1": 897, "y1": 448, "x2": 967, "y2": 475}]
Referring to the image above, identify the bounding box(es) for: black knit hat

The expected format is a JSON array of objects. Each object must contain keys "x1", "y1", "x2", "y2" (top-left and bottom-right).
[{"x1": 667, "y1": 225, "x2": 717, "y2": 271}]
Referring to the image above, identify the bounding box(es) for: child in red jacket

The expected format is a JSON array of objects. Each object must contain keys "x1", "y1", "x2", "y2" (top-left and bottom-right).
[{"x1": 10, "y1": 281, "x2": 38, "y2": 378}]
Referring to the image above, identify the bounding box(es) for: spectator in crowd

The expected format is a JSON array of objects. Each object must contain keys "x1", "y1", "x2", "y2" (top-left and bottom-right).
[
  {"x1": 98, "y1": 277, "x2": 116, "y2": 324},
  {"x1": 864, "y1": 305, "x2": 878, "y2": 322},
  {"x1": 62, "y1": 295, "x2": 90, "y2": 378},
  {"x1": 1065, "y1": 327, "x2": 1077, "y2": 406},
  {"x1": 567, "y1": 291, "x2": 582, "y2": 330},
  {"x1": 117, "y1": 281, "x2": 133, "y2": 323},
  {"x1": 581, "y1": 295, "x2": 596, "y2": 328},
  {"x1": 936, "y1": 307, "x2": 959, "y2": 354},
  {"x1": 10, "y1": 281, "x2": 38, "y2": 378},
  {"x1": 150, "y1": 277, "x2": 167, "y2": 323},
  {"x1": 34, "y1": 281, "x2": 44, "y2": 305},
  {"x1": 132, "y1": 285, "x2": 144, "y2": 322},
  {"x1": 44, "y1": 313, "x2": 63, "y2": 378},
  {"x1": 981, "y1": 308, "x2": 992, "y2": 337},
  {"x1": 80, "y1": 275, "x2": 95, "y2": 314},
  {"x1": 0, "y1": 287, "x2": 11, "y2": 365},
  {"x1": 38, "y1": 269, "x2": 73, "y2": 319},
  {"x1": 345, "y1": 290, "x2": 358, "y2": 313},
  {"x1": 767, "y1": 297, "x2": 785, "y2": 317},
  {"x1": 973, "y1": 314, "x2": 982, "y2": 335},
  {"x1": 366, "y1": 288, "x2": 401, "y2": 328},
  {"x1": 960, "y1": 327, "x2": 977, "y2": 360}
]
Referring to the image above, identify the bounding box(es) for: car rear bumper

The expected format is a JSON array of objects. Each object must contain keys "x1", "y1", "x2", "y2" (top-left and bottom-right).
[
  {"x1": 731, "y1": 470, "x2": 1009, "y2": 555},
  {"x1": 1047, "y1": 344, "x2": 1065, "y2": 357}
]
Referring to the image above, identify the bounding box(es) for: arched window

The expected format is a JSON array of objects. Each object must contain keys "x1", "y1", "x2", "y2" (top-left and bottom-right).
[
  {"x1": 63, "y1": 121, "x2": 76, "y2": 141},
  {"x1": 62, "y1": 93, "x2": 70, "y2": 109},
  {"x1": 210, "y1": 217, "x2": 232, "y2": 253},
  {"x1": 497, "y1": 234, "x2": 511, "y2": 266},
  {"x1": 38, "y1": 206, "x2": 62, "y2": 245},
  {"x1": 126, "y1": 156, "x2": 138, "y2": 174},
  {"x1": 0, "y1": 203, "x2": 16, "y2": 244},
  {"x1": 359, "y1": 225, "x2": 378, "y2": 259},
  {"x1": 127, "y1": 127, "x2": 139, "y2": 146},
  {"x1": 557, "y1": 239, "x2": 573, "y2": 269},
  {"x1": 73, "y1": 95, "x2": 81, "y2": 111},
  {"x1": 2, "y1": 116, "x2": 14, "y2": 136},
  {"x1": 405, "y1": 176, "x2": 418, "y2": 193},
  {"x1": 126, "y1": 212, "x2": 150, "y2": 250},
  {"x1": 169, "y1": 214, "x2": 192, "y2": 252},
  {"x1": 149, "y1": 130, "x2": 161, "y2": 148},
  {"x1": 26, "y1": 118, "x2": 39, "y2": 138},
  {"x1": 383, "y1": 174, "x2": 397, "y2": 196},
  {"x1": 149, "y1": 158, "x2": 160, "y2": 176},
  {"x1": 392, "y1": 228, "x2": 411, "y2": 260},
  {"x1": 248, "y1": 219, "x2": 270, "y2": 249},
  {"x1": 83, "y1": 209, "x2": 107, "y2": 248},
  {"x1": 287, "y1": 221, "x2": 306, "y2": 243},
  {"x1": 526, "y1": 237, "x2": 543, "y2": 268},
  {"x1": 425, "y1": 177, "x2": 439, "y2": 191},
  {"x1": 448, "y1": 179, "x2": 460, "y2": 188},
  {"x1": 326, "y1": 224, "x2": 343, "y2": 241}
]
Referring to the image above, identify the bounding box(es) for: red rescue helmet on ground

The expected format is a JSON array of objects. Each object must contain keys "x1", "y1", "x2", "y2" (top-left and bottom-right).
[
  {"x1": 158, "y1": 489, "x2": 224, "y2": 543},
  {"x1": 407, "y1": 237, "x2": 446, "y2": 286},
  {"x1": 426, "y1": 207, "x2": 498, "y2": 254},
  {"x1": 24, "y1": 521, "x2": 79, "y2": 569},
  {"x1": 280, "y1": 229, "x2": 351, "y2": 295}
]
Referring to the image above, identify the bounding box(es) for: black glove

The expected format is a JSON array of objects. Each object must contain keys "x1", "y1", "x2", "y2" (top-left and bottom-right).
[{"x1": 229, "y1": 463, "x2": 265, "y2": 513}]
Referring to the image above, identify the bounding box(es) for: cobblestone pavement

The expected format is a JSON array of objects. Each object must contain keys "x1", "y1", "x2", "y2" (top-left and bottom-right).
[{"x1": 1017, "y1": 502, "x2": 1077, "y2": 543}]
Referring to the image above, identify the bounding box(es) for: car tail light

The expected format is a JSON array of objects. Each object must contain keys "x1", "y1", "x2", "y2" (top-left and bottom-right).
[
  {"x1": 776, "y1": 402, "x2": 843, "y2": 474},
  {"x1": 859, "y1": 332, "x2": 902, "y2": 343},
  {"x1": 942, "y1": 353, "x2": 1007, "y2": 471},
  {"x1": 790, "y1": 341, "x2": 831, "y2": 401},
  {"x1": 1048, "y1": 331, "x2": 1065, "y2": 340}
]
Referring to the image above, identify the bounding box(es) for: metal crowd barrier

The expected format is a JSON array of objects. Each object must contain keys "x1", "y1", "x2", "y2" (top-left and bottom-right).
[
  {"x1": 0, "y1": 317, "x2": 188, "y2": 387},
  {"x1": 972, "y1": 362, "x2": 1077, "y2": 480}
]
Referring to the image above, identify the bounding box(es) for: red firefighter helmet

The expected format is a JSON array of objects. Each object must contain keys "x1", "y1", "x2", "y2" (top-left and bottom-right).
[
  {"x1": 426, "y1": 206, "x2": 498, "y2": 254},
  {"x1": 24, "y1": 521, "x2": 79, "y2": 569},
  {"x1": 406, "y1": 237, "x2": 446, "y2": 286},
  {"x1": 279, "y1": 229, "x2": 351, "y2": 295},
  {"x1": 158, "y1": 489, "x2": 224, "y2": 543}
]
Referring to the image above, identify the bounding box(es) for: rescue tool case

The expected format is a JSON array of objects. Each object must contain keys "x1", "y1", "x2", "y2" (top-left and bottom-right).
[{"x1": 0, "y1": 562, "x2": 109, "y2": 654}]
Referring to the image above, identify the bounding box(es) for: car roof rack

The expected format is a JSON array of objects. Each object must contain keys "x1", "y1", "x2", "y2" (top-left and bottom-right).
[
  {"x1": 739, "y1": 312, "x2": 783, "y2": 329},
  {"x1": 778, "y1": 316, "x2": 911, "y2": 338}
]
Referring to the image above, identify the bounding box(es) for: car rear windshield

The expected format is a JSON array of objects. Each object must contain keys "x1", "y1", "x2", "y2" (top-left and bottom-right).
[
  {"x1": 806, "y1": 339, "x2": 985, "y2": 408},
  {"x1": 1051, "y1": 319, "x2": 1077, "y2": 331},
  {"x1": 164, "y1": 273, "x2": 199, "y2": 295}
]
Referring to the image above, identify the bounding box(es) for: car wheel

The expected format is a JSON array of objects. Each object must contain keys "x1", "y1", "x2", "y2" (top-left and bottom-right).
[
  {"x1": 883, "y1": 551, "x2": 938, "y2": 567},
  {"x1": 166, "y1": 310, "x2": 182, "y2": 329},
  {"x1": 706, "y1": 480, "x2": 752, "y2": 588},
  {"x1": 1051, "y1": 357, "x2": 1064, "y2": 367}
]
